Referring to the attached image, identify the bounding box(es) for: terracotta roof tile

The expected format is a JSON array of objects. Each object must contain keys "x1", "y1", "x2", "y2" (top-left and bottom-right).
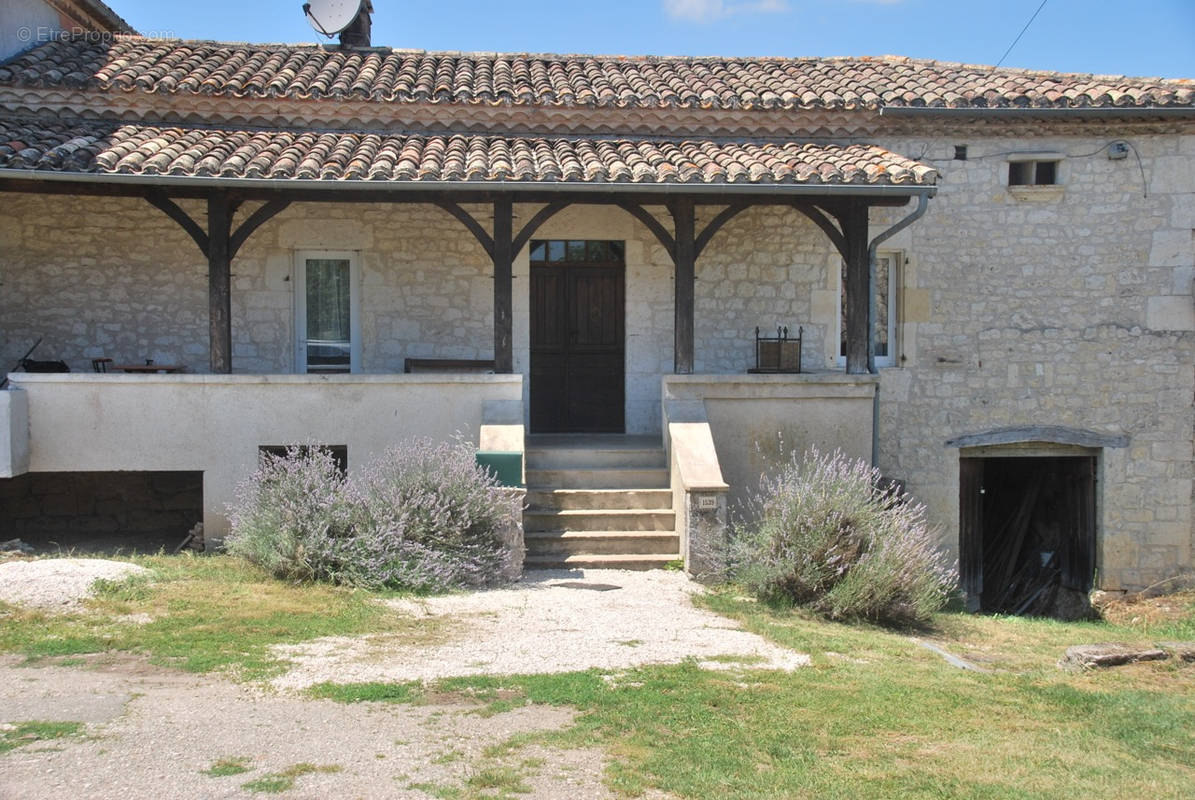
[
  {"x1": 2, "y1": 38, "x2": 1190, "y2": 110},
  {"x1": 0, "y1": 118, "x2": 937, "y2": 185}
]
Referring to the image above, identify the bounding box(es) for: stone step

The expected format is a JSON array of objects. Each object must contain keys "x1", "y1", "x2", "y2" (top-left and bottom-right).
[
  {"x1": 523, "y1": 446, "x2": 666, "y2": 470},
  {"x1": 523, "y1": 553, "x2": 683, "y2": 571},
  {"x1": 524, "y1": 488, "x2": 674, "y2": 511},
  {"x1": 524, "y1": 508, "x2": 676, "y2": 533},
  {"x1": 525, "y1": 467, "x2": 670, "y2": 490},
  {"x1": 525, "y1": 530, "x2": 681, "y2": 556}
]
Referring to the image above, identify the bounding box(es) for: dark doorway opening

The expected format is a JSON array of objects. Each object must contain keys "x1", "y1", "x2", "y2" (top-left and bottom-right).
[
  {"x1": 530, "y1": 240, "x2": 626, "y2": 433},
  {"x1": 0, "y1": 471, "x2": 203, "y2": 554},
  {"x1": 960, "y1": 455, "x2": 1097, "y2": 620}
]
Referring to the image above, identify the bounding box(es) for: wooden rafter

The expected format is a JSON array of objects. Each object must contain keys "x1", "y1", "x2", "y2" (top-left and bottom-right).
[
  {"x1": 512, "y1": 201, "x2": 569, "y2": 256},
  {"x1": 434, "y1": 200, "x2": 494, "y2": 257},
  {"x1": 793, "y1": 204, "x2": 847, "y2": 260},
  {"x1": 694, "y1": 202, "x2": 750, "y2": 259},
  {"x1": 616, "y1": 202, "x2": 676, "y2": 258},
  {"x1": 230, "y1": 199, "x2": 291, "y2": 259},
  {"x1": 145, "y1": 192, "x2": 209, "y2": 254}
]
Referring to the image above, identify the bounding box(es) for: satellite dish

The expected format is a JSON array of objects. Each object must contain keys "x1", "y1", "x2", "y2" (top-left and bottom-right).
[{"x1": 303, "y1": 0, "x2": 364, "y2": 37}]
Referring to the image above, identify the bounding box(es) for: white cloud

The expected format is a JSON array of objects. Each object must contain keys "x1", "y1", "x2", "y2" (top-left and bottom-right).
[{"x1": 663, "y1": 0, "x2": 790, "y2": 23}]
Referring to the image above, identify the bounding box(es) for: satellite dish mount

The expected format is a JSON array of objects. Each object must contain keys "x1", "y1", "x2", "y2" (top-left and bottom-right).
[{"x1": 302, "y1": 0, "x2": 372, "y2": 47}]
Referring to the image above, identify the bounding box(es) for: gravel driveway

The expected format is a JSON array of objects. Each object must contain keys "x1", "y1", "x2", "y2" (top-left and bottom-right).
[
  {"x1": 273, "y1": 569, "x2": 809, "y2": 689},
  {"x1": 1, "y1": 567, "x2": 807, "y2": 799}
]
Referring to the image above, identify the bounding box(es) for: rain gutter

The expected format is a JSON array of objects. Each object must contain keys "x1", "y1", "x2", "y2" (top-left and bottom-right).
[
  {"x1": 865, "y1": 192, "x2": 930, "y2": 467},
  {"x1": 0, "y1": 168, "x2": 938, "y2": 198},
  {"x1": 879, "y1": 106, "x2": 1195, "y2": 120}
]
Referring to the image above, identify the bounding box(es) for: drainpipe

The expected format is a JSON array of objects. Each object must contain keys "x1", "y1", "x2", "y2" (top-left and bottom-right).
[{"x1": 866, "y1": 193, "x2": 930, "y2": 466}]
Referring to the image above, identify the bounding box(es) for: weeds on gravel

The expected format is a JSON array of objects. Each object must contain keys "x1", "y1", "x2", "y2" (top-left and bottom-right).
[
  {"x1": 201, "y1": 757, "x2": 253, "y2": 777},
  {"x1": 307, "y1": 680, "x2": 424, "y2": 703},
  {"x1": 0, "y1": 555, "x2": 425, "y2": 679},
  {"x1": 0, "y1": 721, "x2": 84, "y2": 754},
  {"x1": 466, "y1": 765, "x2": 531, "y2": 794},
  {"x1": 241, "y1": 763, "x2": 341, "y2": 794}
]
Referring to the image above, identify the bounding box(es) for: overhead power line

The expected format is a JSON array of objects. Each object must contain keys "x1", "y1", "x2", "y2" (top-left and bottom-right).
[{"x1": 996, "y1": 0, "x2": 1050, "y2": 68}]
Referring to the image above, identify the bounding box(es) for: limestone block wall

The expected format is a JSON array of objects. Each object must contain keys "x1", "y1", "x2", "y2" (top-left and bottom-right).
[
  {"x1": 0, "y1": 194, "x2": 210, "y2": 371},
  {"x1": 868, "y1": 132, "x2": 1195, "y2": 590},
  {"x1": 693, "y1": 206, "x2": 835, "y2": 374},
  {"x1": 0, "y1": 197, "x2": 500, "y2": 375}
]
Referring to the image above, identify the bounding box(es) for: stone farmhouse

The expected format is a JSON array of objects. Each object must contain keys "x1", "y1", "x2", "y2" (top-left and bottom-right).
[{"x1": 1, "y1": 0, "x2": 1192, "y2": 613}]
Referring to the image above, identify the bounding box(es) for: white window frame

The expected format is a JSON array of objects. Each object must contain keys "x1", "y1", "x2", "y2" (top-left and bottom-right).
[
  {"x1": 837, "y1": 250, "x2": 900, "y2": 369},
  {"x1": 293, "y1": 250, "x2": 361, "y2": 374}
]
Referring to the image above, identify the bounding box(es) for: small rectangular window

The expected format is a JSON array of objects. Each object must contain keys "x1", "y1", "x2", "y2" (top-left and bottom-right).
[
  {"x1": 530, "y1": 240, "x2": 624, "y2": 265},
  {"x1": 1009, "y1": 159, "x2": 1059, "y2": 186}
]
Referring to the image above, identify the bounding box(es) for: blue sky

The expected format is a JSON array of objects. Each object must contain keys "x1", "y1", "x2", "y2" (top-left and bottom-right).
[{"x1": 114, "y1": 0, "x2": 1193, "y2": 78}]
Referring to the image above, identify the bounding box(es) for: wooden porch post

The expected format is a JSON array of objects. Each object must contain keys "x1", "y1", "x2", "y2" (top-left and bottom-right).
[
  {"x1": 492, "y1": 196, "x2": 514, "y2": 374},
  {"x1": 207, "y1": 193, "x2": 234, "y2": 374},
  {"x1": 840, "y1": 199, "x2": 871, "y2": 375},
  {"x1": 671, "y1": 197, "x2": 696, "y2": 374}
]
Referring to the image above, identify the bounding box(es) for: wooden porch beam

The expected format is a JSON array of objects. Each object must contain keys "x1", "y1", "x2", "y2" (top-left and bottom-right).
[
  {"x1": 512, "y1": 201, "x2": 569, "y2": 257},
  {"x1": 492, "y1": 197, "x2": 514, "y2": 374},
  {"x1": 617, "y1": 202, "x2": 676, "y2": 258},
  {"x1": 207, "y1": 193, "x2": 234, "y2": 374},
  {"x1": 670, "y1": 197, "x2": 696, "y2": 375},
  {"x1": 145, "y1": 192, "x2": 209, "y2": 254},
  {"x1": 793, "y1": 204, "x2": 847, "y2": 260},
  {"x1": 836, "y1": 199, "x2": 871, "y2": 375},
  {"x1": 694, "y1": 202, "x2": 749, "y2": 260},
  {"x1": 3, "y1": 178, "x2": 917, "y2": 208},
  {"x1": 229, "y1": 199, "x2": 291, "y2": 259},
  {"x1": 434, "y1": 200, "x2": 495, "y2": 258}
]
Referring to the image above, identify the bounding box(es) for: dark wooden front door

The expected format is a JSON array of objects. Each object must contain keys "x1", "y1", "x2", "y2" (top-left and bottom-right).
[{"x1": 530, "y1": 240, "x2": 625, "y2": 433}]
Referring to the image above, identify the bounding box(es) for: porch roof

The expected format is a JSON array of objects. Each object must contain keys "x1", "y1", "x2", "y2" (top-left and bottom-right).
[{"x1": 0, "y1": 117, "x2": 937, "y2": 194}]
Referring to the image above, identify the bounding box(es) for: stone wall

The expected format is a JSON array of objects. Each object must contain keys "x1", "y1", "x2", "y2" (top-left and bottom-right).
[
  {"x1": 0, "y1": 470, "x2": 202, "y2": 551},
  {"x1": 869, "y1": 132, "x2": 1195, "y2": 590}
]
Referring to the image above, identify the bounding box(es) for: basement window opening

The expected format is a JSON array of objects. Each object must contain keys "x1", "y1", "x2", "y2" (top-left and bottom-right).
[
  {"x1": 0, "y1": 471, "x2": 203, "y2": 555},
  {"x1": 259, "y1": 445, "x2": 348, "y2": 474}
]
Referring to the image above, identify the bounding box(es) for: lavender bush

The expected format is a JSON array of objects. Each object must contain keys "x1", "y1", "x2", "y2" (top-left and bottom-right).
[
  {"x1": 225, "y1": 445, "x2": 360, "y2": 584},
  {"x1": 226, "y1": 440, "x2": 520, "y2": 592},
  {"x1": 730, "y1": 448, "x2": 956, "y2": 626}
]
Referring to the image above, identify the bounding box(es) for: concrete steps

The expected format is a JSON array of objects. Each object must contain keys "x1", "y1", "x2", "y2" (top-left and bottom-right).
[
  {"x1": 524, "y1": 530, "x2": 680, "y2": 555},
  {"x1": 525, "y1": 488, "x2": 672, "y2": 511},
  {"x1": 523, "y1": 435, "x2": 678, "y2": 570},
  {"x1": 525, "y1": 467, "x2": 670, "y2": 490},
  {"x1": 524, "y1": 553, "x2": 681, "y2": 570}
]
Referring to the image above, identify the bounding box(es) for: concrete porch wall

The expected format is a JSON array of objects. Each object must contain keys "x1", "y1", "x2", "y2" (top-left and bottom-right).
[
  {"x1": 7, "y1": 372, "x2": 522, "y2": 539},
  {"x1": 663, "y1": 374, "x2": 878, "y2": 516}
]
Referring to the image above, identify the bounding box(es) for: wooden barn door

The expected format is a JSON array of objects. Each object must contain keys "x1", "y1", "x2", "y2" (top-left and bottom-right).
[
  {"x1": 530, "y1": 241, "x2": 625, "y2": 433},
  {"x1": 959, "y1": 457, "x2": 984, "y2": 612}
]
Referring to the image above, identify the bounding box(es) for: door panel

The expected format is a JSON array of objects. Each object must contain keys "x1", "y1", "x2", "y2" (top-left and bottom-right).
[
  {"x1": 530, "y1": 249, "x2": 625, "y2": 433},
  {"x1": 959, "y1": 457, "x2": 984, "y2": 611}
]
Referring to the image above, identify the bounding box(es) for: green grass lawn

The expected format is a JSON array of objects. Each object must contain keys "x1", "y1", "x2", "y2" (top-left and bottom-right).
[
  {"x1": 0, "y1": 554, "x2": 445, "y2": 679},
  {"x1": 308, "y1": 590, "x2": 1195, "y2": 798},
  {"x1": 1, "y1": 554, "x2": 1192, "y2": 797}
]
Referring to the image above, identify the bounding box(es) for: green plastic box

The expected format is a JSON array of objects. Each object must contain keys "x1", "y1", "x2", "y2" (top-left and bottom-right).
[{"x1": 475, "y1": 451, "x2": 524, "y2": 488}]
